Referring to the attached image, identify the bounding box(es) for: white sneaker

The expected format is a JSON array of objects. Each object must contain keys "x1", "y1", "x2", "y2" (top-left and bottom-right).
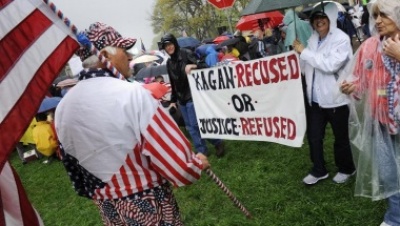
[
  {"x1": 380, "y1": 221, "x2": 392, "y2": 226},
  {"x1": 303, "y1": 173, "x2": 329, "y2": 185},
  {"x1": 332, "y1": 171, "x2": 356, "y2": 184}
]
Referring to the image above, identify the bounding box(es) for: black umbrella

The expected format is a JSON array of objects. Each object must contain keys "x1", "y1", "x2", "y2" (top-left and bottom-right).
[
  {"x1": 202, "y1": 38, "x2": 215, "y2": 44},
  {"x1": 240, "y1": 0, "x2": 324, "y2": 16},
  {"x1": 135, "y1": 65, "x2": 168, "y2": 80},
  {"x1": 216, "y1": 38, "x2": 241, "y2": 49}
]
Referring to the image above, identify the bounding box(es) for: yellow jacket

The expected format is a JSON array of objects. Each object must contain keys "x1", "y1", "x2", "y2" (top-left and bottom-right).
[
  {"x1": 20, "y1": 118, "x2": 37, "y2": 145},
  {"x1": 32, "y1": 121, "x2": 58, "y2": 157}
]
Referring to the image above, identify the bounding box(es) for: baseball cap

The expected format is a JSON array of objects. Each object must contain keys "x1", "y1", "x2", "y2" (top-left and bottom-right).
[
  {"x1": 76, "y1": 22, "x2": 137, "y2": 61},
  {"x1": 310, "y1": 10, "x2": 328, "y2": 23}
]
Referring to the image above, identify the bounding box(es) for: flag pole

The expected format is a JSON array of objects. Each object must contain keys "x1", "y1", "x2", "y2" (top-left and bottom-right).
[
  {"x1": 140, "y1": 38, "x2": 147, "y2": 54},
  {"x1": 205, "y1": 169, "x2": 252, "y2": 219},
  {"x1": 42, "y1": 0, "x2": 125, "y2": 80}
]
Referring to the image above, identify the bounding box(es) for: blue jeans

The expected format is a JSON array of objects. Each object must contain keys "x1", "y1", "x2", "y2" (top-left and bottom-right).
[
  {"x1": 179, "y1": 101, "x2": 221, "y2": 155},
  {"x1": 377, "y1": 126, "x2": 400, "y2": 226},
  {"x1": 385, "y1": 194, "x2": 400, "y2": 226}
]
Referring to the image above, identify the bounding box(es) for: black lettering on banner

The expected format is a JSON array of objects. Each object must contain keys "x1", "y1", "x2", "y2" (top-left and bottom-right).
[
  {"x1": 231, "y1": 94, "x2": 255, "y2": 112},
  {"x1": 199, "y1": 118, "x2": 239, "y2": 136}
]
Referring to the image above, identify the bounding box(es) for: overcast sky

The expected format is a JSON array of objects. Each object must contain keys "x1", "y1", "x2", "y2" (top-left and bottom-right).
[{"x1": 51, "y1": 0, "x2": 156, "y2": 51}]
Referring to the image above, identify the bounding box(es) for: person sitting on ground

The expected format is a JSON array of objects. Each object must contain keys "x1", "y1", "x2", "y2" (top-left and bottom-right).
[
  {"x1": 32, "y1": 106, "x2": 59, "y2": 164},
  {"x1": 15, "y1": 118, "x2": 38, "y2": 164}
]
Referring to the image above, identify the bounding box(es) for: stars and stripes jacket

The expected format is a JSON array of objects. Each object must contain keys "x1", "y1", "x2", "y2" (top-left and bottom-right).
[{"x1": 55, "y1": 73, "x2": 203, "y2": 200}]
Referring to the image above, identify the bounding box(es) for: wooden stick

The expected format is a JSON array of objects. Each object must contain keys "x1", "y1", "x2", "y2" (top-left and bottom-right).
[{"x1": 205, "y1": 169, "x2": 252, "y2": 219}]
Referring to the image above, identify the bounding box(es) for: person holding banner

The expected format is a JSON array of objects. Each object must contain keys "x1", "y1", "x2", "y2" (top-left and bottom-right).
[
  {"x1": 160, "y1": 33, "x2": 226, "y2": 157},
  {"x1": 340, "y1": 0, "x2": 400, "y2": 225},
  {"x1": 293, "y1": 2, "x2": 355, "y2": 185},
  {"x1": 55, "y1": 23, "x2": 210, "y2": 225}
]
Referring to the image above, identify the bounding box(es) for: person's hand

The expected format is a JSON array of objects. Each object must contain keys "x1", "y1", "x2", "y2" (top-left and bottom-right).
[
  {"x1": 196, "y1": 153, "x2": 210, "y2": 170},
  {"x1": 293, "y1": 39, "x2": 305, "y2": 54},
  {"x1": 383, "y1": 34, "x2": 400, "y2": 61},
  {"x1": 185, "y1": 64, "x2": 197, "y2": 75},
  {"x1": 340, "y1": 80, "x2": 355, "y2": 95}
]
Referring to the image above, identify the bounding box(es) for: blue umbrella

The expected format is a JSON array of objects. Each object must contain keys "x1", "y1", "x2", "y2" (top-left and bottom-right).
[
  {"x1": 38, "y1": 97, "x2": 62, "y2": 113},
  {"x1": 195, "y1": 44, "x2": 217, "y2": 57},
  {"x1": 177, "y1": 37, "x2": 200, "y2": 48}
]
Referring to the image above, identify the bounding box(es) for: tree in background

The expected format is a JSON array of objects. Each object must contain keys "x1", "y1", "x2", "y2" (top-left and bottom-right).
[{"x1": 151, "y1": 0, "x2": 250, "y2": 42}]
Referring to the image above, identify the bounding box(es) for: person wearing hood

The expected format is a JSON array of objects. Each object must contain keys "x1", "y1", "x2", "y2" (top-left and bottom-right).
[
  {"x1": 283, "y1": 9, "x2": 312, "y2": 50},
  {"x1": 340, "y1": 0, "x2": 400, "y2": 225},
  {"x1": 293, "y1": 3, "x2": 355, "y2": 185},
  {"x1": 161, "y1": 33, "x2": 226, "y2": 157}
]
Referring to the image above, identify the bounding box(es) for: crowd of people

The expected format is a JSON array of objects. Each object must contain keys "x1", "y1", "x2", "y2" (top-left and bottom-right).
[{"x1": 13, "y1": 0, "x2": 400, "y2": 225}]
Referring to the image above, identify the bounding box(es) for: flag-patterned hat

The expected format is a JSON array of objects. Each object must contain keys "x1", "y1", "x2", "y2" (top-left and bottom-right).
[{"x1": 76, "y1": 22, "x2": 137, "y2": 61}]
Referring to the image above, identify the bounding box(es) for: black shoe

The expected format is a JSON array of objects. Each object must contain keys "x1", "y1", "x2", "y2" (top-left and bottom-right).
[
  {"x1": 22, "y1": 160, "x2": 27, "y2": 165},
  {"x1": 215, "y1": 142, "x2": 225, "y2": 158}
]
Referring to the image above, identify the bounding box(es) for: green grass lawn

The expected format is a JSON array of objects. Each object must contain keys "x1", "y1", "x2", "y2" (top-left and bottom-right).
[{"x1": 10, "y1": 133, "x2": 386, "y2": 226}]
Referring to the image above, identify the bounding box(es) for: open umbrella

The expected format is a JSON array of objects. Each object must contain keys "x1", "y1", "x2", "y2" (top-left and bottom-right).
[
  {"x1": 213, "y1": 35, "x2": 230, "y2": 44},
  {"x1": 240, "y1": 0, "x2": 324, "y2": 16},
  {"x1": 195, "y1": 44, "x2": 217, "y2": 57},
  {"x1": 38, "y1": 97, "x2": 62, "y2": 113},
  {"x1": 313, "y1": 1, "x2": 346, "y2": 12},
  {"x1": 177, "y1": 37, "x2": 200, "y2": 48},
  {"x1": 236, "y1": 11, "x2": 284, "y2": 31},
  {"x1": 56, "y1": 78, "x2": 78, "y2": 88},
  {"x1": 132, "y1": 54, "x2": 160, "y2": 64},
  {"x1": 201, "y1": 38, "x2": 215, "y2": 44},
  {"x1": 135, "y1": 65, "x2": 168, "y2": 80},
  {"x1": 216, "y1": 38, "x2": 241, "y2": 48}
]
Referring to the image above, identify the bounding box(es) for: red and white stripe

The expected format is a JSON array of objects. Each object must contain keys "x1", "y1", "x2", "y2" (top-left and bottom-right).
[
  {"x1": 0, "y1": 0, "x2": 79, "y2": 224},
  {"x1": 93, "y1": 107, "x2": 202, "y2": 200},
  {"x1": 0, "y1": 161, "x2": 44, "y2": 226}
]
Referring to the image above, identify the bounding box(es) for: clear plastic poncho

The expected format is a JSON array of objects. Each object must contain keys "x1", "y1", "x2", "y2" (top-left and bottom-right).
[{"x1": 337, "y1": 0, "x2": 400, "y2": 201}]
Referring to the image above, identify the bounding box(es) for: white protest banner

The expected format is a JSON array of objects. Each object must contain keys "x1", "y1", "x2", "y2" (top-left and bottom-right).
[{"x1": 188, "y1": 51, "x2": 306, "y2": 147}]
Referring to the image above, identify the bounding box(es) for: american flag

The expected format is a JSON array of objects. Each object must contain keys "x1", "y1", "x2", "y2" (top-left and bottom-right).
[
  {"x1": 0, "y1": 0, "x2": 79, "y2": 224},
  {"x1": 140, "y1": 38, "x2": 146, "y2": 53}
]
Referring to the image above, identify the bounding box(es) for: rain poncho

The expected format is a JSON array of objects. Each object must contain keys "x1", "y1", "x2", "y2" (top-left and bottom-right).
[
  {"x1": 338, "y1": 0, "x2": 400, "y2": 200},
  {"x1": 283, "y1": 9, "x2": 312, "y2": 49}
]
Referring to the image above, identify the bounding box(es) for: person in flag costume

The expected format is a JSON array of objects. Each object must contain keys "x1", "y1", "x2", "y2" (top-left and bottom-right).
[
  {"x1": 340, "y1": 0, "x2": 400, "y2": 225},
  {"x1": 55, "y1": 22, "x2": 210, "y2": 225}
]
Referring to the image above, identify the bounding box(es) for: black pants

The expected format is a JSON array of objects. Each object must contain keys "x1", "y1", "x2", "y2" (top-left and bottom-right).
[{"x1": 307, "y1": 102, "x2": 355, "y2": 177}]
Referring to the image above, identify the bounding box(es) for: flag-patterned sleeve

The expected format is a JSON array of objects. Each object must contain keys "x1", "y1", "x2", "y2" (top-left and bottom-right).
[{"x1": 137, "y1": 87, "x2": 203, "y2": 187}]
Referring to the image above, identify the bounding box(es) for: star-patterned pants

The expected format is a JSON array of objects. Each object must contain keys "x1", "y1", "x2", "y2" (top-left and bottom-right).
[{"x1": 94, "y1": 183, "x2": 183, "y2": 226}]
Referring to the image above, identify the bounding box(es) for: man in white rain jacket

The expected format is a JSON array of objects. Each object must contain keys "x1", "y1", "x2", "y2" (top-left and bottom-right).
[{"x1": 293, "y1": 2, "x2": 355, "y2": 185}]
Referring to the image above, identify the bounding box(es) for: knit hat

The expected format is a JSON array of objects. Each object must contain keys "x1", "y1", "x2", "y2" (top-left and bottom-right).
[{"x1": 76, "y1": 22, "x2": 136, "y2": 61}]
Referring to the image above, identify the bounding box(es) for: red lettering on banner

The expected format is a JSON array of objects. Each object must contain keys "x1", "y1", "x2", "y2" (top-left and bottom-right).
[
  {"x1": 287, "y1": 53, "x2": 300, "y2": 79},
  {"x1": 235, "y1": 52, "x2": 300, "y2": 88},
  {"x1": 239, "y1": 116, "x2": 296, "y2": 140},
  {"x1": 277, "y1": 56, "x2": 288, "y2": 82}
]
